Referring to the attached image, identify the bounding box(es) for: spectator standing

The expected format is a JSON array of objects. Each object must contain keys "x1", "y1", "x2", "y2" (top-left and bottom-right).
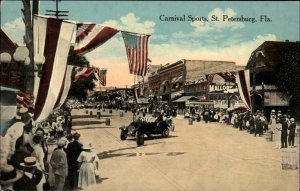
[
  {"x1": 77, "y1": 144, "x2": 98, "y2": 190},
  {"x1": 66, "y1": 133, "x2": 83, "y2": 189},
  {"x1": 50, "y1": 137, "x2": 68, "y2": 191},
  {"x1": 31, "y1": 135, "x2": 45, "y2": 171},
  {"x1": 280, "y1": 115, "x2": 288, "y2": 148},
  {"x1": 288, "y1": 118, "x2": 296, "y2": 147},
  {"x1": 18, "y1": 157, "x2": 45, "y2": 191}
]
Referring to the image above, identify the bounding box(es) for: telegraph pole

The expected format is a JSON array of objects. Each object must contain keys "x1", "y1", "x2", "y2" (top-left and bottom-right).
[{"x1": 45, "y1": 0, "x2": 69, "y2": 19}]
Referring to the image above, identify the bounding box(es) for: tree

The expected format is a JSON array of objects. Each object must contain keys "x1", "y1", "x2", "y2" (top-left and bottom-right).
[{"x1": 67, "y1": 55, "x2": 97, "y2": 101}]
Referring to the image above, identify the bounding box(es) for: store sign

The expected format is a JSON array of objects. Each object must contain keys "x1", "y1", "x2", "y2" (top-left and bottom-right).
[
  {"x1": 264, "y1": 92, "x2": 289, "y2": 106},
  {"x1": 209, "y1": 83, "x2": 235, "y2": 92}
]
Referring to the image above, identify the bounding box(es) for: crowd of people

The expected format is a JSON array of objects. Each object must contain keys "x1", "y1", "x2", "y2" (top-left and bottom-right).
[
  {"x1": 0, "y1": 106, "x2": 100, "y2": 191},
  {"x1": 185, "y1": 107, "x2": 298, "y2": 149}
]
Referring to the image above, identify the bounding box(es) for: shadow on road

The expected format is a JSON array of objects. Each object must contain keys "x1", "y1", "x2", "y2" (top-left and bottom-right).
[
  {"x1": 72, "y1": 120, "x2": 106, "y2": 126},
  {"x1": 97, "y1": 146, "x2": 138, "y2": 159},
  {"x1": 72, "y1": 114, "x2": 116, "y2": 120},
  {"x1": 126, "y1": 135, "x2": 178, "y2": 142},
  {"x1": 74, "y1": 126, "x2": 116, "y2": 130},
  {"x1": 72, "y1": 115, "x2": 94, "y2": 119}
]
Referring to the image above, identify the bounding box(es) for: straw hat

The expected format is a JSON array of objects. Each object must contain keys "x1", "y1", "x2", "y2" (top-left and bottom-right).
[
  {"x1": 0, "y1": 164, "x2": 23, "y2": 184},
  {"x1": 20, "y1": 157, "x2": 39, "y2": 167},
  {"x1": 290, "y1": 118, "x2": 295, "y2": 122},
  {"x1": 271, "y1": 109, "x2": 275, "y2": 113}
]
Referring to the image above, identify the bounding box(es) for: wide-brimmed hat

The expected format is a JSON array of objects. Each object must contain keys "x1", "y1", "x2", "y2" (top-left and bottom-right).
[
  {"x1": 0, "y1": 164, "x2": 23, "y2": 184},
  {"x1": 82, "y1": 143, "x2": 94, "y2": 150},
  {"x1": 20, "y1": 157, "x2": 39, "y2": 167},
  {"x1": 271, "y1": 109, "x2": 275, "y2": 113},
  {"x1": 290, "y1": 118, "x2": 295, "y2": 122},
  {"x1": 16, "y1": 107, "x2": 32, "y2": 124},
  {"x1": 57, "y1": 137, "x2": 68, "y2": 146}
]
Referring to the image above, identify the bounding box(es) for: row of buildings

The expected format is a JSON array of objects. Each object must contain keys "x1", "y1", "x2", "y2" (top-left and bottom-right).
[{"x1": 132, "y1": 41, "x2": 300, "y2": 119}]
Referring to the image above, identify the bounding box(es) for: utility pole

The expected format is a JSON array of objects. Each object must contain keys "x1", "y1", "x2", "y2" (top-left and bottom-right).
[
  {"x1": 21, "y1": 0, "x2": 39, "y2": 94},
  {"x1": 45, "y1": 0, "x2": 69, "y2": 19}
]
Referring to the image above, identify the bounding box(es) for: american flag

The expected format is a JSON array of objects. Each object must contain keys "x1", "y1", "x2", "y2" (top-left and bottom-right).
[
  {"x1": 96, "y1": 68, "x2": 107, "y2": 86},
  {"x1": 17, "y1": 90, "x2": 35, "y2": 113},
  {"x1": 121, "y1": 31, "x2": 150, "y2": 76},
  {"x1": 74, "y1": 67, "x2": 95, "y2": 82}
]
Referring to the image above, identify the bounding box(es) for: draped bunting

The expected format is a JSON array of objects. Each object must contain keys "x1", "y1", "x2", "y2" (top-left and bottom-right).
[
  {"x1": 33, "y1": 16, "x2": 75, "y2": 123},
  {"x1": 28, "y1": 15, "x2": 149, "y2": 123},
  {"x1": 235, "y1": 70, "x2": 251, "y2": 109},
  {"x1": 72, "y1": 22, "x2": 119, "y2": 56}
]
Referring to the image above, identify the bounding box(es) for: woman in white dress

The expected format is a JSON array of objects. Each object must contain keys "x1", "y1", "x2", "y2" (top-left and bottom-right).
[
  {"x1": 77, "y1": 144, "x2": 99, "y2": 189},
  {"x1": 269, "y1": 110, "x2": 279, "y2": 148}
]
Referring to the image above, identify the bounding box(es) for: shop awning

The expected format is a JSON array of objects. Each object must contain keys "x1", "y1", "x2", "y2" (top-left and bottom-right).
[{"x1": 173, "y1": 96, "x2": 197, "y2": 102}]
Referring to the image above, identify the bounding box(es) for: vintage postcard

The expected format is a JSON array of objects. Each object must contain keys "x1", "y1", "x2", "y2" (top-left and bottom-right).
[{"x1": 0, "y1": 1, "x2": 299, "y2": 191}]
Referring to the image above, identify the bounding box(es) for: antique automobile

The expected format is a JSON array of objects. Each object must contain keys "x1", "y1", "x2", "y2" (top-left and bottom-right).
[{"x1": 119, "y1": 116, "x2": 174, "y2": 146}]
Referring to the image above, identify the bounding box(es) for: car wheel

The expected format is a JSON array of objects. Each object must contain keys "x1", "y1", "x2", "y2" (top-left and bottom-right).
[
  {"x1": 136, "y1": 132, "x2": 144, "y2": 146},
  {"x1": 120, "y1": 130, "x2": 127, "y2": 140},
  {"x1": 162, "y1": 128, "x2": 170, "y2": 137}
]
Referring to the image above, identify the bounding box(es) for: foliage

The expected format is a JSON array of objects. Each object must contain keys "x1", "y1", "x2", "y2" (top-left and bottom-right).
[
  {"x1": 67, "y1": 55, "x2": 96, "y2": 101},
  {"x1": 275, "y1": 46, "x2": 300, "y2": 97}
]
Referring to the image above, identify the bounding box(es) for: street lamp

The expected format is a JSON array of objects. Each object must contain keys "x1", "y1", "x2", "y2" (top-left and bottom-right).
[{"x1": 0, "y1": 46, "x2": 44, "y2": 91}]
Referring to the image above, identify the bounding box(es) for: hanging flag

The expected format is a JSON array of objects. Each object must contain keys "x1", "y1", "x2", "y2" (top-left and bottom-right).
[
  {"x1": 96, "y1": 68, "x2": 107, "y2": 86},
  {"x1": 53, "y1": 65, "x2": 74, "y2": 110},
  {"x1": 72, "y1": 22, "x2": 119, "y2": 56},
  {"x1": 121, "y1": 31, "x2": 150, "y2": 76},
  {"x1": 74, "y1": 67, "x2": 95, "y2": 82},
  {"x1": 235, "y1": 70, "x2": 251, "y2": 109},
  {"x1": 33, "y1": 16, "x2": 75, "y2": 123},
  {"x1": 16, "y1": 90, "x2": 35, "y2": 113}
]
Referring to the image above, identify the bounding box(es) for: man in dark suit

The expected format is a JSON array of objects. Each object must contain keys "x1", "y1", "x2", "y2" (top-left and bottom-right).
[
  {"x1": 288, "y1": 118, "x2": 296, "y2": 147},
  {"x1": 281, "y1": 115, "x2": 288, "y2": 148},
  {"x1": 66, "y1": 133, "x2": 82, "y2": 189}
]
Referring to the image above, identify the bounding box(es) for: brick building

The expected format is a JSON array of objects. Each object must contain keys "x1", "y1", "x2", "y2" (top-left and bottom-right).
[{"x1": 146, "y1": 59, "x2": 244, "y2": 109}]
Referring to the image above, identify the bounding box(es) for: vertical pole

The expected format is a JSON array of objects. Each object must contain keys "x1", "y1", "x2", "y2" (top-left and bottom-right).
[
  {"x1": 252, "y1": 59, "x2": 256, "y2": 114},
  {"x1": 56, "y1": 0, "x2": 59, "y2": 18}
]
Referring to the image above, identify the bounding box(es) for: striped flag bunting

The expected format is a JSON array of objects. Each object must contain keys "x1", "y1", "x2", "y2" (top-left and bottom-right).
[
  {"x1": 72, "y1": 22, "x2": 119, "y2": 56},
  {"x1": 16, "y1": 90, "x2": 35, "y2": 113},
  {"x1": 235, "y1": 70, "x2": 251, "y2": 109},
  {"x1": 33, "y1": 15, "x2": 75, "y2": 123},
  {"x1": 74, "y1": 67, "x2": 95, "y2": 82},
  {"x1": 121, "y1": 31, "x2": 150, "y2": 76},
  {"x1": 53, "y1": 65, "x2": 74, "y2": 110},
  {"x1": 96, "y1": 68, "x2": 107, "y2": 86}
]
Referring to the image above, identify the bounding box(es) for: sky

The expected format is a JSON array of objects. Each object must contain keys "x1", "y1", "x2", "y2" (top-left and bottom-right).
[{"x1": 1, "y1": 1, "x2": 299, "y2": 87}]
